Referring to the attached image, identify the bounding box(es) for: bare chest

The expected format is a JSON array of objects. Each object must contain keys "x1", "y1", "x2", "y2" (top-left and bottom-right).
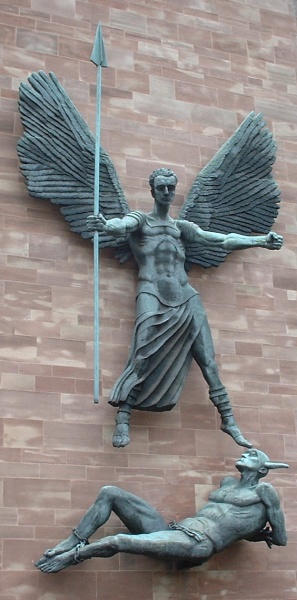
[{"x1": 209, "y1": 485, "x2": 261, "y2": 506}]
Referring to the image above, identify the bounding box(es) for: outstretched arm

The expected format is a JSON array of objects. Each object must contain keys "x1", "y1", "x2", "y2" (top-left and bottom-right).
[
  {"x1": 221, "y1": 231, "x2": 283, "y2": 251},
  {"x1": 248, "y1": 482, "x2": 287, "y2": 547},
  {"x1": 178, "y1": 221, "x2": 283, "y2": 252},
  {"x1": 87, "y1": 213, "x2": 141, "y2": 237}
]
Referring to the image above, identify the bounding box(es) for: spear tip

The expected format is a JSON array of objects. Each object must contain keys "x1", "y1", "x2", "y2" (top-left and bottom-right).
[{"x1": 90, "y1": 22, "x2": 108, "y2": 67}]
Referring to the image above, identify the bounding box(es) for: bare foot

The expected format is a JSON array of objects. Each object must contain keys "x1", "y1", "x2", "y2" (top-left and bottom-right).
[
  {"x1": 112, "y1": 424, "x2": 130, "y2": 448},
  {"x1": 112, "y1": 411, "x2": 131, "y2": 448},
  {"x1": 41, "y1": 532, "x2": 85, "y2": 559},
  {"x1": 221, "y1": 420, "x2": 252, "y2": 448},
  {"x1": 36, "y1": 547, "x2": 78, "y2": 573}
]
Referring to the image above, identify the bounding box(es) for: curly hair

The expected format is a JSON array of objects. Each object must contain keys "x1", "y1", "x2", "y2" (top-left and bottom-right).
[{"x1": 148, "y1": 168, "x2": 178, "y2": 191}]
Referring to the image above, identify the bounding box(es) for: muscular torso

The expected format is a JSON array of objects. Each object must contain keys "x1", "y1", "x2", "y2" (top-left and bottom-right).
[
  {"x1": 179, "y1": 479, "x2": 267, "y2": 551},
  {"x1": 129, "y1": 213, "x2": 197, "y2": 306}
]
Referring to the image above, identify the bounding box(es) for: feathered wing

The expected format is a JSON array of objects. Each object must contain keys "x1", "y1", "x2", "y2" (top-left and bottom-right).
[
  {"x1": 18, "y1": 70, "x2": 132, "y2": 262},
  {"x1": 179, "y1": 112, "x2": 281, "y2": 268}
]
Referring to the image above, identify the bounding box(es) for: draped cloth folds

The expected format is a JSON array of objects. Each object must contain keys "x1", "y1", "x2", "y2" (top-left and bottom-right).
[{"x1": 109, "y1": 293, "x2": 206, "y2": 411}]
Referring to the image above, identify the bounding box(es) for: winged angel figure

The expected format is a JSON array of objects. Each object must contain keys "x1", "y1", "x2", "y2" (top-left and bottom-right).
[{"x1": 18, "y1": 71, "x2": 283, "y2": 450}]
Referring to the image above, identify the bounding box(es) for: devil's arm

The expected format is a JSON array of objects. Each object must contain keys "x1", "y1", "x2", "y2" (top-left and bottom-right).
[{"x1": 248, "y1": 482, "x2": 287, "y2": 547}]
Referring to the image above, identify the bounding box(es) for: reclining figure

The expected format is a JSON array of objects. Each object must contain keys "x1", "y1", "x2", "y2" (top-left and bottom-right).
[{"x1": 36, "y1": 448, "x2": 288, "y2": 573}]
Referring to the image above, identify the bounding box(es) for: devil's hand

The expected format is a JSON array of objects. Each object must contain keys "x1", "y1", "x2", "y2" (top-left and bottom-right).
[{"x1": 254, "y1": 527, "x2": 274, "y2": 548}]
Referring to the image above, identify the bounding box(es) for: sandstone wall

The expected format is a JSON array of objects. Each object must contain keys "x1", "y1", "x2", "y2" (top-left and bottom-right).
[{"x1": 0, "y1": 1, "x2": 297, "y2": 598}]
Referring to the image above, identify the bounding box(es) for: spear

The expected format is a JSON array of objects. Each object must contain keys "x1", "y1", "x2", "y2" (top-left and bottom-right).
[{"x1": 90, "y1": 23, "x2": 108, "y2": 403}]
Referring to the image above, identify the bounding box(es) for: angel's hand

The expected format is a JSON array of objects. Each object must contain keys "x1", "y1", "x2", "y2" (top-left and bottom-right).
[
  {"x1": 87, "y1": 214, "x2": 108, "y2": 232},
  {"x1": 265, "y1": 232, "x2": 283, "y2": 250},
  {"x1": 87, "y1": 213, "x2": 126, "y2": 237}
]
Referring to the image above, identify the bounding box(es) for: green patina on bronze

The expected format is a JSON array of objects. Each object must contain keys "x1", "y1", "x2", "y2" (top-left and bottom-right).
[
  {"x1": 18, "y1": 72, "x2": 283, "y2": 450},
  {"x1": 35, "y1": 449, "x2": 288, "y2": 573}
]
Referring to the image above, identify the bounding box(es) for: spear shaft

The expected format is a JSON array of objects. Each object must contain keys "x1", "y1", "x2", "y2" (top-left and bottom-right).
[{"x1": 90, "y1": 23, "x2": 108, "y2": 403}]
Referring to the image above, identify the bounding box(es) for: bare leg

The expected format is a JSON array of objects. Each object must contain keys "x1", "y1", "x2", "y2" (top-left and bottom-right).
[
  {"x1": 191, "y1": 320, "x2": 252, "y2": 448},
  {"x1": 112, "y1": 402, "x2": 132, "y2": 448},
  {"x1": 35, "y1": 486, "x2": 168, "y2": 564},
  {"x1": 36, "y1": 530, "x2": 214, "y2": 573}
]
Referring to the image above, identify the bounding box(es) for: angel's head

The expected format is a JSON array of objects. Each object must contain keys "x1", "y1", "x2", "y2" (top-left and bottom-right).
[{"x1": 149, "y1": 168, "x2": 178, "y2": 207}]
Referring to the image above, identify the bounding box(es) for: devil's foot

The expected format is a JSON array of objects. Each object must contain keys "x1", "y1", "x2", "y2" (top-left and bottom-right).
[
  {"x1": 36, "y1": 548, "x2": 78, "y2": 573},
  {"x1": 41, "y1": 534, "x2": 81, "y2": 558},
  {"x1": 221, "y1": 420, "x2": 252, "y2": 448}
]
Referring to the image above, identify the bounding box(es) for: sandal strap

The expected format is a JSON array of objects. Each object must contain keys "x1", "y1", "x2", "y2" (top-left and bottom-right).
[{"x1": 115, "y1": 411, "x2": 131, "y2": 425}]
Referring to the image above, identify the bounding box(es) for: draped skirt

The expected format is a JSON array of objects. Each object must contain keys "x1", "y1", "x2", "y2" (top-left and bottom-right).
[{"x1": 109, "y1": 293, "x2": 206, "y2": 412}]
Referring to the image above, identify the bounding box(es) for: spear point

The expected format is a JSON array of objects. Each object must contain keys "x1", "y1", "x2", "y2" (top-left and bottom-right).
[{"x1": 90, "y1": 23, "x2": 108, "y2": 68}]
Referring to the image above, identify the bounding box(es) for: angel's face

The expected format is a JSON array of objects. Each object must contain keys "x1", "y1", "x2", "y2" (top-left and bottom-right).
[{"x1": 152, "y1": 175, "x2": 177, "y2": 207}]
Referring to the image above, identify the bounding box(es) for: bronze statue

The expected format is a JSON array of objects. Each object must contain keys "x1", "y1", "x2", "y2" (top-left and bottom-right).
[
  {"x1": 35, "y1": 448, "x2": 288, "y2": 573},
  {"x1": 18, "y1": 72, "x2": 283, "y2": 449},
  {"x1": 87, "y1": 170, "x2": 282, "y2": 449}
]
